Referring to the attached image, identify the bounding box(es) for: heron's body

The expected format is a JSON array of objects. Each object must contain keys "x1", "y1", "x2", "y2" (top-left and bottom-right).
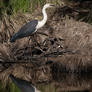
[
  {"x1": 10, "y1": 20, "x2": 38, "y2": 42},
  {"x1": 9, "y1": 74, "x2": 40, "y2": 92},
  {"x1": 10, "y1": 3, "x2": 54, "y2": 43}
]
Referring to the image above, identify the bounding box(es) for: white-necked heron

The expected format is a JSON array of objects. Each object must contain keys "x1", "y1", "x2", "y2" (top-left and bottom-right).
[{"x1": 10, "y1": 4, "x2": 55, "y2": 42}]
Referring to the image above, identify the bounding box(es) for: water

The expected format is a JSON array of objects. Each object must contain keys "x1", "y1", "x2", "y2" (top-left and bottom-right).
[{"x1": 1, "y1": 72, "x2": 92, "y2": 92}]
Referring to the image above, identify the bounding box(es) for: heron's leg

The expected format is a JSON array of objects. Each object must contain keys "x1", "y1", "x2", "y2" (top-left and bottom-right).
[
  {"x1": 23, "y1": 36, "x2": 32, "y2": 59},
  {"x1": 27, "y1": 36, "x2": 33, "y2": 59},
  {"x1": 31, "y1": 33, "x2": 39, "y2": 46},
  {"x1": 26, "y1": 35, "x2": 36, "y2": 48},
  {"x1": 33, "y1": 33, "x2": 42, "y2": 48},
  {"x1": 27, "y1": 36, "x2": 32, "y2": 47},
  {"x1": 36, "y1": 32, "x2": 48, "y2": 36}
]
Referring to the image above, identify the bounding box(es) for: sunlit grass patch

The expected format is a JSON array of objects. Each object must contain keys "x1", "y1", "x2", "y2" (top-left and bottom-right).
[
  {"x1": 0, "y1": 0, "x2": 30, "y2": 17},
  {"x1": 9, "y1": 0, "x2": 30, "y2": 13}
]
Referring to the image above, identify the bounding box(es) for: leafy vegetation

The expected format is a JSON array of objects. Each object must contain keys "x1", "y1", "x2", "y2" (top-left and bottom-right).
[
  {"x1": 0, "y1": 0, "x2": 92, "y2": 22},
  {"x1": 0, "y1": 0, "x2": 61, "y2": 16},
  {"x1": 0, "y1": 0, "x2": 30, "y2": 17}
]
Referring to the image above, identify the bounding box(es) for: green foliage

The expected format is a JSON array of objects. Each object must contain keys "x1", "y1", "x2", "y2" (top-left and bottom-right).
[
  {"x1": 0, "y1": 0, "x2": 30, "y2": 16},
  {"x1": 0, "y1": 0, "x2": 47, "y2": 16},
  {"x1": 0, "y1": 0, "x2": 61, "y2": 16},
  {"x1": 0, "y1": 0, "x2": 92, "y2": 23},
  {"x1": 9, "y1": 0, "x2": 30, "y2": 13}
]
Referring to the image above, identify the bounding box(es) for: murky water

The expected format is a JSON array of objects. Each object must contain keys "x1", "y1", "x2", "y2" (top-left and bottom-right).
[
  {"x1": 1, "y1": 72, "x2": 92, "y2": 92},
  {"x1": 38, "y1": 73, "x2": 92, "y2": 92},
  {"x1": 52, "y1": 73, "x2": 92, "y2": 92}
]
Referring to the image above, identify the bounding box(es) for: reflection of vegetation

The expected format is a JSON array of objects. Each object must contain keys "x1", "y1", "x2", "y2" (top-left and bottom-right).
[
  {"x1": 9, "y1": 83, "x2": 21, "y2": 92},
  {"x1": 38, "y1": 84, "x2": 57, "y2": 92},
  {"x1": 0, "y1": 82, "x2": 21, "y2": 92},
  {"x1": 0, "y1": 82, "x2": 57, "y2": 92}
]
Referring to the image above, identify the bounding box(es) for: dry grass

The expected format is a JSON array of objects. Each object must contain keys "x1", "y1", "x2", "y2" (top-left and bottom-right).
[{"x1": 0, "y1": 7, "x2": 92, "y2": 79}]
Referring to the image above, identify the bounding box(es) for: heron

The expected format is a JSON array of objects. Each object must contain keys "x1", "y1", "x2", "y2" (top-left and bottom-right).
[
  {"x1": 9, "y1": 74, "x2": 40, "y2": 92},
  {"x1": 10, "y1": 3, "x2": 55, "y2": 42}
]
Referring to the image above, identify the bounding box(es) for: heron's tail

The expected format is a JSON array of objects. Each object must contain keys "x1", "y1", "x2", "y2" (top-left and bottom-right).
[
  {"x1": 9, "y1": 74, "x2": 17, "y2": 84},
  {"x1": 10, "y1": 33, "x2": 17, "y2": 43},
  {"x1": 9, "y1": 74, "x2": 21, "y2": 88}
]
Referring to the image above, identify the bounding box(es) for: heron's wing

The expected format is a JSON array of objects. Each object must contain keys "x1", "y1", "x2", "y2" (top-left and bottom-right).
[
  {"x1": 19, "y1": 20, "x2": 38, "y2": 35},
  {"x1": 15, "y1": 20, "x2": 38, "y2": 37},
  {"x1": 9, "y1": 74, "x2": 35, "y2": 92},
  {"x1": 10, "y1": 20, "x2": 38, "y2": 42}
]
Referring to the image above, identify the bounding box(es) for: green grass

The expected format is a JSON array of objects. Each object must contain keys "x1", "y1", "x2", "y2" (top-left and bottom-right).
[
  {"x1": 0, "y1": 0, "x2": 92, "y2": 23},
  {"x1": 0, "y1": 0, "x2": 61, "y2": 16},
  {"x1": 9, "y1": 0, "x2": 30, "y2": 13},
  {"x1": 0, "y1": 0, "x2": 30, "y2": 17},
  {"x1": 0, "y1": 0, "x2": 45, "y2": 16}
]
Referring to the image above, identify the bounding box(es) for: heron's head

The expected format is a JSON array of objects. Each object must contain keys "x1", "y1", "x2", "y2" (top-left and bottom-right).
[{"x1": 43, "y1": 3, "x2": 55, "y2": 9}]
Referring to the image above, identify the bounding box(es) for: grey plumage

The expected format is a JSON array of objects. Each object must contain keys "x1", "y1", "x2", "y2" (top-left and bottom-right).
[
  {"x1": 10, "y1": 20, "x2": 38, "y2": 42},
  {"x1": 9, "y1": 74, "x2": 35, "y2": 92}
]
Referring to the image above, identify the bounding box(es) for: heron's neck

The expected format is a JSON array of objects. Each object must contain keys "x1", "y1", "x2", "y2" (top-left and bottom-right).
[
  {"x1": 37, "y1": 8, "x2": 47, "y2": 29},
  {"x1": 42, "y1": 8, "x2": 47, "y2": 24}
]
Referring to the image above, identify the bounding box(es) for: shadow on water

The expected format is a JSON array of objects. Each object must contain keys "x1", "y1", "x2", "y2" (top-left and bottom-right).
[
  {"x1": 52, "y1": 73, "x2": 92, "y2": 92},
  {"x1": 1, "y1": 73, "x2": 92, "y2": 92}
]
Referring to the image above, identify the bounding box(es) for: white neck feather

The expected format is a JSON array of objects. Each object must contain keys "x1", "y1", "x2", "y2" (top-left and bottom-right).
[{"x1": 36, "y1": 7, "x2": 47, "y2": 29}]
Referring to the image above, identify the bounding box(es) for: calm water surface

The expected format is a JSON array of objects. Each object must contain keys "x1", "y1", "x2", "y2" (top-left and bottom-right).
[{"x1": 0, "y1": 73, "x2": 92, "y2": 92}]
